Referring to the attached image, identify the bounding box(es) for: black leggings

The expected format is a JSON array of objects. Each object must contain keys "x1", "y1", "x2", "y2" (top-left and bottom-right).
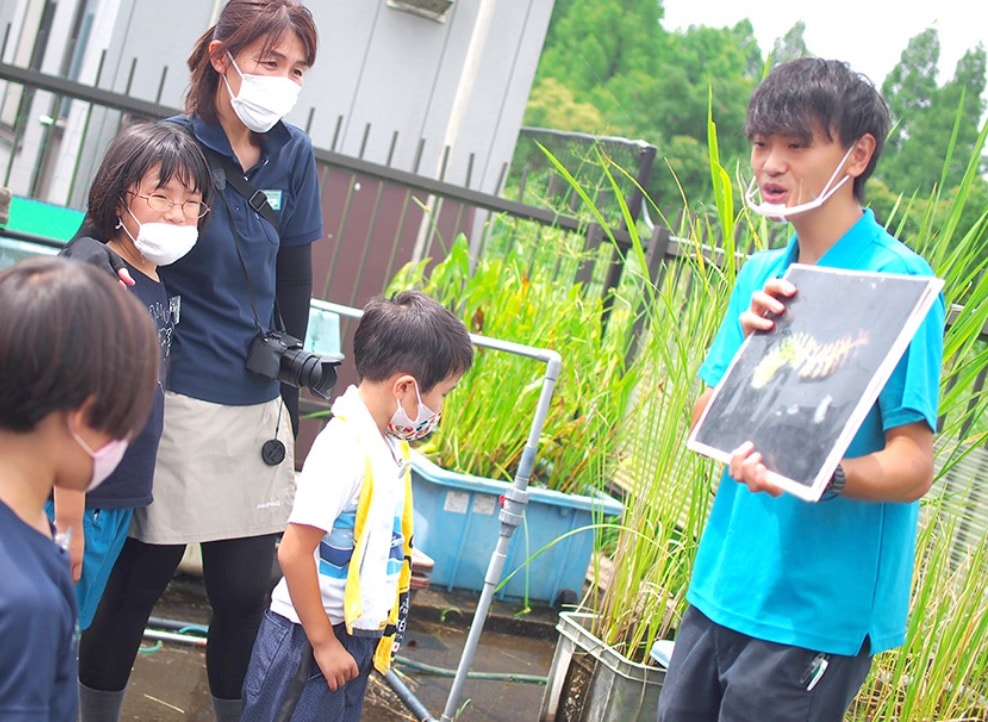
[{"x1": 78, "y1": 534, "x2": 278, "y2": 699}]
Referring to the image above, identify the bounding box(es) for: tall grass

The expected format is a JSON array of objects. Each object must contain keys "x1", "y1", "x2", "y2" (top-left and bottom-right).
[
  {"x1": 845, "y1": 116, "x2": 988, "y2": 722},
  {"x1": 525, "y1": 116, "x2": 744, "y2": 660},
  {"x1": 588, "y1": 249, "x2": 724, "y2": 659},
  {"x1": 538, "y1": 114, "x2": 743, "y2": 660},
  {"x1": 386, "y1": 229, "x2": 642, "y2": 495}
]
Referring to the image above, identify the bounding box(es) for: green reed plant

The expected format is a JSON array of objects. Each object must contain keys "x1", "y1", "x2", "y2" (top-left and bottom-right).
[
  {"x1": 385, "y1": 230, "x2": 642, "y2": 495},
  {"x1": 843, "y1": 114, "x2": 988, "y2": 722},
  {"x1": 531, "y1": 110, "x2": 743, "y2": 662},
  {"x1": 587, "y1": 256, "x2": 727, "y2": 660},
  {"x1": 853, "y1": 502, "x2": 988, "y2": 721}
]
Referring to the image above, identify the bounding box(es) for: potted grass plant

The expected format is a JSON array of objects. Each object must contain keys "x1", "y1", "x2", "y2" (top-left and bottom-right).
[
  {"x1": 538, "y1": 241, "x2": 730, "y2": 720},
  {"x1": 385, "y1": 230, "x2": 639, "y2": 606}
]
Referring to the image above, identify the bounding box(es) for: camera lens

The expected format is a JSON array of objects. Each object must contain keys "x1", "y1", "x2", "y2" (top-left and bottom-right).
[{"x1": 279, "y1": 348, "x2": 339, "y2": 400}]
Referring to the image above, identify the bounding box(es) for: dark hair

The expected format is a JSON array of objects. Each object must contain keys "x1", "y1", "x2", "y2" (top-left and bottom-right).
[
  {"x1": 0, "y1": 256, "x2": 160, "y2": 436},
  {"x1": 354, "y1": 290, "x2": 474, "y2": 392},
  {"x1": 87, "y1": 121, "x2": 212, "y2": 239},
  {"x1": 745, "y1": 57, "x2": 890, "y2": 202},
  {"x1": 186, "y1": 0, "x2": 318, "y2": 125}
]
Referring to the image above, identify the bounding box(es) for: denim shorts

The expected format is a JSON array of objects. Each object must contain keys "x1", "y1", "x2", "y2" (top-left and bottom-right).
[{"x1": 241, "y1": 609, "x2": 377, "y2": 722}]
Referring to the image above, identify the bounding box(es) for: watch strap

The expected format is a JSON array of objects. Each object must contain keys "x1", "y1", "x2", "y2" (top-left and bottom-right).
[{"x1": 825, "y1": 463, "x2": 846, "y2": 496}]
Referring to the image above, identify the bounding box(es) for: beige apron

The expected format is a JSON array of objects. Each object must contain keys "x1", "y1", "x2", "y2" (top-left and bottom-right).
[{"x1": 131, "y1": 391, "x2": 296, "y2": 544}]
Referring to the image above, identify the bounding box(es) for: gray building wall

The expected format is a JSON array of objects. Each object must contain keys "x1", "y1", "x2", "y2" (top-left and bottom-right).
[{"x1": 3, "y1": 0, "x2": 554, "y2": 207}]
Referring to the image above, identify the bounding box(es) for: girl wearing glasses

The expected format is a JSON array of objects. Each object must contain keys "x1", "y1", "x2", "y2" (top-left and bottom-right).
[
  {"x1": 53, "y1": 119, "x2": 210, "y2": 638},
  {"x1": 65, "y1": 2, "x2": 322, "y2": 721}
]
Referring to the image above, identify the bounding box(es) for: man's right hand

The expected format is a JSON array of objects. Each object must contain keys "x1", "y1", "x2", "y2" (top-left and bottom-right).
[
  {"x1": 62, "y1": 236, "x2": 135, "y2": 287},
  {"x1": 729, "y1": 440, "x2": 784, "y2": 497},
  {"x1": 739, "y1": 277, "x2": 797, "y2": 337}
]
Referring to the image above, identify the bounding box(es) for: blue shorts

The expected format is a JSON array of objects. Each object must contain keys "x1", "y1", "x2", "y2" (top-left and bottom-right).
[
  {"x1": 44, "y1": 503, "x2": 134, "y2": 630},
  {"x1": 242, "y1": 610, "x2": 377, "y2": 722}
]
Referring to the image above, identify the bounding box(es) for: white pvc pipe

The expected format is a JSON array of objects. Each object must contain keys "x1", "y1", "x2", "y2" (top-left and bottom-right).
[{"x1": 411, "y1": 0, "x2": 498, "y2": 263}]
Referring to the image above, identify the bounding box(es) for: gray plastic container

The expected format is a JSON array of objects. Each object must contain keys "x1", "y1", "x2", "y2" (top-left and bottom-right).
[{"x1": 540, "y1": 611, "x2": 666, "y2": 722}]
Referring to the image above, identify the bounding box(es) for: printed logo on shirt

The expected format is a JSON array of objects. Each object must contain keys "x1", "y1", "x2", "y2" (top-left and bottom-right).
[
  {"x1": 261, "y1": 189, "x2": 283, "y2": 211},
  {"x1": 168, "y1": 295, "x2": 181, "y2": 324},
  {"x1": 147, "y1": 296, "x2": 177, "y2": 382}
]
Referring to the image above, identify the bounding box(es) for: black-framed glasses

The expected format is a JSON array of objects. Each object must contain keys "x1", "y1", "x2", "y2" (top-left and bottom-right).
[{"x1": 130, "y1": 191, "x2": 210, "y2": 220}]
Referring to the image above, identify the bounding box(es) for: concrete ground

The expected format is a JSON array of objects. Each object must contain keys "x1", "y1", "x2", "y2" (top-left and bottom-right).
[{"x1": 118, "y1": 575, "x2": 559, "y2": 721}]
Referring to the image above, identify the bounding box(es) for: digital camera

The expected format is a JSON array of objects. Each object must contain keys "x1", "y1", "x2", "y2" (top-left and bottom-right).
[{"x1": 245, "y1": 329, "x2": 343, "y2": 400}]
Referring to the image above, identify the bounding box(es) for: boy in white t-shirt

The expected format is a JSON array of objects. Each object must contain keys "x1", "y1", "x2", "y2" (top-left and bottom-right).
[{"x1": 241, "y1": 290, "x2": 474, "y2": 721}]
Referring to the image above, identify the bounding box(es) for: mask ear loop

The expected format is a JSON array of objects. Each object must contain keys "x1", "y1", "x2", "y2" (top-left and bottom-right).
[{"x1": 817, "y1": 143, "x2": 858, "y2": 197}]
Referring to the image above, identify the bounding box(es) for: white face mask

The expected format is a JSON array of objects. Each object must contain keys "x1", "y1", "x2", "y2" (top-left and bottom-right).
[
  {"x1": 387, "y1": 380, "x2": 441, "y2": 442},
  {"x1": 120, "y1": 208, "x2": 198, "y2": 266},
  {"x1": 223, "y1": 52, "x2": 301, "y2": 133},
  {"x1": 68, "y1": 421, "x2": 129, "y2": 492},
  {"x1": 745, "y1": 144, "x2": 857, "y2": 221}
]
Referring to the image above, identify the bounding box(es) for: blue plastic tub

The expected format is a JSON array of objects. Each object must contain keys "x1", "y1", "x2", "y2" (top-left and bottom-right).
[{"x1": 410, "y1": 453, "x2": 624, "y2": 605}]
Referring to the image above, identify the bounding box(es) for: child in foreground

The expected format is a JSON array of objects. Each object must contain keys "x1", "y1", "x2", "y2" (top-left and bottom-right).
[
  {"x1": 241, "y1": 290, "x2": 474, "y2": 721},
  {"x1": 0, "y1": 257, "x2": 159, "y2": 721}
]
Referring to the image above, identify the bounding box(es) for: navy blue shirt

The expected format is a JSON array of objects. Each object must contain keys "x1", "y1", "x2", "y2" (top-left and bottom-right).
[
  {"x1": 0, "y1": 502, "x2": 77, "y2": 721},
  {"x1": 162, "y1": 115, "x2": 324, "y2": 405},
  {"x1": 85, "y1": 265, "x2": 171, "y2": 508}
]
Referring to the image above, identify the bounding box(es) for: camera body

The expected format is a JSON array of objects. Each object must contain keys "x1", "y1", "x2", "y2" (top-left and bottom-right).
[{"x1": 246, "y1": 329, "x2": 343, "y2": 400}]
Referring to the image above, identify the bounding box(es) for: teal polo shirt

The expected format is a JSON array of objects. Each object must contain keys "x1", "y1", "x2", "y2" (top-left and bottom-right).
[{"x1": 689, "y1": 209, "x2": 944, "y2": 655}]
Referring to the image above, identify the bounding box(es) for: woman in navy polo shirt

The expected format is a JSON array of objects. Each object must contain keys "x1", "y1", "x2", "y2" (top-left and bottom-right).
[{"x1": 70, "y1": 3, "x2": 323, "y2": 720}]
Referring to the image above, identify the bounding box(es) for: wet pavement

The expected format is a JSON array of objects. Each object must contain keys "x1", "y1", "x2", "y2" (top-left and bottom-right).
[{"x1": 120, "y1": 575, "x2": 559, "y2": 720}]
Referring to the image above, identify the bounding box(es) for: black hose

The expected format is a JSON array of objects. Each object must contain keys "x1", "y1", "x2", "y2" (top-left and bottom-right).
[
  {"x1": 381, "y1": 670, "x2": 438, "y2": 722},
  {"x1": 394, "y1": 657, "x2": 547, "y2": 684}
]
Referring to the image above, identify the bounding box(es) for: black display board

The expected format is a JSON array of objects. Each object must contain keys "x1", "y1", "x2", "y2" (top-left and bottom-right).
[{"x1": 688, "y1": 264, "x2": 942, "y2": 501}]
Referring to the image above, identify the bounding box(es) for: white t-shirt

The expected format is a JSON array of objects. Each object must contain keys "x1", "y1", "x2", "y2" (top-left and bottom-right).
[{"x1": 269, "y1": 385, "x2": 407, "y2": 632}]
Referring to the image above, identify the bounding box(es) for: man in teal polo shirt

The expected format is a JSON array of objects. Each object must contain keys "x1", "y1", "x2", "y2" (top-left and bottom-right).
[{"x1": 658, "y1": 58, "x2": 944, "y2": 722}]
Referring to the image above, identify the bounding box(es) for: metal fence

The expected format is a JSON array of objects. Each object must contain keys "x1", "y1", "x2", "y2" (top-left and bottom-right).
[{"x1": 0, "y1": 62, "x2": 661, "y2": 297}]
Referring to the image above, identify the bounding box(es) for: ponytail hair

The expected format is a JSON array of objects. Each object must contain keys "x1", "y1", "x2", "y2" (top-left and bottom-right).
[{"x1": 185, "y1": 0, "x2": 317, "y2": 124}]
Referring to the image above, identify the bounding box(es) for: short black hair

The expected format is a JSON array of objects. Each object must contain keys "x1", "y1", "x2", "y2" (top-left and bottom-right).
[
  {"x1": 86, "y1": 120, "x2": 212, "y2": 239},
  {"x1": 0, "y1": 256, "x2": 160, "y2": 436},
  {"x1": 354, "y1": 290, "x2": 474, "y2": 392},
  {"x1": 745, "y1": 57, "x2": 890, "y2": 202}
]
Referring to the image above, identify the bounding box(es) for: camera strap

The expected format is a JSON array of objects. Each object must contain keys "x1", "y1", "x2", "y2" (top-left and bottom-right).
[
  {"x1": 202, "y1": 146, "x2": 291, "y2": 335},
  {"x1": 203, "y1": 151, "x2": 290, "y2": 466},
  {"x1": 227, "y1": 205, "x2": 266, "y2": 335},
  {"x1": 201, "y1": 146, "x2": 280, "y2": 233}
]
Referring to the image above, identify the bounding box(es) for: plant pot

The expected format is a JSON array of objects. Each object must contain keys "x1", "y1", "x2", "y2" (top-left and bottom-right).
[
  {"x1": 539, "y1": 611, "x2": 665, "y2": 722},
  {"x1": 410, "y1": 453, "x2": 623, "y2": 606}
]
